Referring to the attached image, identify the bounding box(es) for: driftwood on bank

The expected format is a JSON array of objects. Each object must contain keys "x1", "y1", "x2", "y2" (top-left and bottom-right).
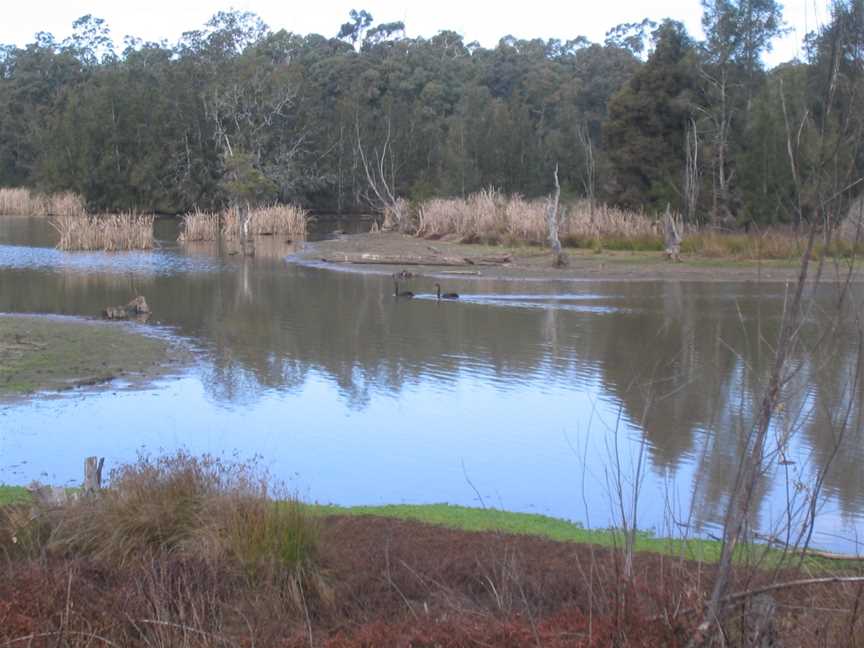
[
  {"x1": 25, "y1": 456, "x2": 105, "y2": 508},
  {"x1": 103, "y1": 296, "x2": 151, "y2": 321},
  {"x1": 320, "y1": 253, "x2": 511, "y2": 267}
]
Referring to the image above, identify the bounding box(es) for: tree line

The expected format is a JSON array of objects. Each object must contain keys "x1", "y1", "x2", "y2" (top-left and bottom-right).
[{"x1": 0, "y1": 1, "x2": 861, "y2": 226}]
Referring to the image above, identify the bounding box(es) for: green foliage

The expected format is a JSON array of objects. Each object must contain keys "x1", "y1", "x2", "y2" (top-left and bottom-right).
[
  {"x1": 604, "y1": 20, "x2": 699, "y2": 213},
  {"x1": 0, "y1": 6, "x2": 859, "y2": 225},
  {"x1": 221, "y1": 153, "x2": 279, "y2": 206}
]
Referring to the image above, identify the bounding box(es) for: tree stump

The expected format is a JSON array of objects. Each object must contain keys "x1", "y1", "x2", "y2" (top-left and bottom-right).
[
  {"x1": 547, "y1": 164, "x2": 569, "y2": 268},
  {"x1": 746, "y1": 594, "x2": 778, "y2": 647},
  {"x1": 664, "y1": 206, "x2": 682, "y2": 263},
  {"x1": 83, "y1": 456, "x2": 104, "y2": 496}
]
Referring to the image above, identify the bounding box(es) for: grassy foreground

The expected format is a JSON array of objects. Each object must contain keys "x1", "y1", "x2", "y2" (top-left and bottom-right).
[
  {"x1": 3, "y1": 455, "x2": 860, "y2": 647},
  {"x1": 0, "y1": 485, "x2": 730, "y2": 563},
  {"x1": 6, "y1": 485, "x2": 852, "y2": 568}
]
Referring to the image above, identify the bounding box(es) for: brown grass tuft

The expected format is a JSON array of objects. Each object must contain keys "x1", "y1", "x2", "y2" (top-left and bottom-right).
[
  {"x1": 180, "y1": 204, "x2": 308, "y2": 243},
  {"x1": 0, "y1": 188, "x2": 85, "y2": 218},
  {"x1": 51, "y1": 212, "x2": 154, "y2": 251},
  {"x1": 418, "y1": 191, "x2": 663, "y2": 249},
  {"x1": 178, "y1": 208, "x2": 221, "y2": 242}
]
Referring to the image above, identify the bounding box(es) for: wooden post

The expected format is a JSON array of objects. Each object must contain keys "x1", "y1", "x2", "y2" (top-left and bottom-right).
[{"x1": 83, "y1": 456, "x2": 104, "y2": 496}]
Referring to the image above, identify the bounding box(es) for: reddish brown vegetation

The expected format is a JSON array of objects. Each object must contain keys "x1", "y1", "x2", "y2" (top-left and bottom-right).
[{"x1": 2, "y1": 515, "x2": 863, "y2": 646}]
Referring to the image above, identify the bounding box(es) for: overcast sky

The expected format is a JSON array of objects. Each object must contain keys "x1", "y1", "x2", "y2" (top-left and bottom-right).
[{"x1": 0, "y1": 1, "x2": 830, "y2": 67}]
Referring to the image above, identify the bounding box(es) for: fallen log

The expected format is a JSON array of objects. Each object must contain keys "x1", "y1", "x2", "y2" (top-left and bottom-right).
[
  {"x1": 320, "y1": 252, "x2": 511, "y2": 267},
  {"x1": 321, "y1": 253, "x2": 472, "y2": 267},
  {"x1": 474, "y1": 254, "x2": 512, "y2": 265}
]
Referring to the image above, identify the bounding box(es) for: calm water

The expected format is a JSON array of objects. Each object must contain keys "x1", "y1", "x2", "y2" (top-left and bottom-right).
[{"x1": 1, "y1": 215, "x2": 862, "y2": 552}]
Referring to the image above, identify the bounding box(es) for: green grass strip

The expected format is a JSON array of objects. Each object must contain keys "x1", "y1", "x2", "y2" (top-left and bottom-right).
[
  {"x1": 3, "y1": 486, "x2": 852, "y2": 569},
  {"x1": 312, "y1": 502, "x2": 723, "y2": 562}
]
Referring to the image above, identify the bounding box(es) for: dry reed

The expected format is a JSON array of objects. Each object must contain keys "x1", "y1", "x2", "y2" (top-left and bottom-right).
[
  {"x1": 52, "y1": 212, "x2": 155, "y2": 251},
  {"x1": 0, "y1": 187, "x2": 85, "y2": 217},
  {"x1": 416, "y1": 192, "x2": 864, "y2": 258},
  {"x1": 180, "y1": 204, "x2": 308, "y2": 242},
  {"x1": 418, "y1": 190, "x2": 662, "y2": 248},
  {"x1": 178, "y1": 208, "x2": 221, "y2": 242}
]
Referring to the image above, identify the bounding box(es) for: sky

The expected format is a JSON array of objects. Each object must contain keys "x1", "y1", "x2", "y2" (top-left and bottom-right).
[{"x1": 0, "y1": 1, "x2": 832, "y2": 67}]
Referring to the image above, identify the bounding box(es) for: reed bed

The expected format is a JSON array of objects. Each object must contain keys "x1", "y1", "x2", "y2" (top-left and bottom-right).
[
  {"x1": 416, "y1": 192, "x2": 864, "y2": 258},
  {"x1": 52, "y1": 212, "x2": 155, "y2": 251},
  {"x1": 178, "y1": 208, "x2": 221, "y2": 242},
  {"x1": 0, "y1": 187, "x2": 85, "y2": 217},
  {"x1": 179, "y1": 204, "x2": 308, "y2": 242},
  {"x1": 417, "y1": 190, "x2": 663, "y2": 249},
  {"x1": 683, "y1": 229, "x2": 864, "y2": 259},
  {"x1": 247, "y1": 204, "x2": 308, "y2": 238}
]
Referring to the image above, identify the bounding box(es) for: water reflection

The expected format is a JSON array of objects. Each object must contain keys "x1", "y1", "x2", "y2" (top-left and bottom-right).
[{"x1": 0, "y1": 215, "x2": 862, "y2": 551}]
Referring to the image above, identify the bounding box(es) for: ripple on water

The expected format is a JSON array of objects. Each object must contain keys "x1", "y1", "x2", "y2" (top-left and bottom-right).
[
  {"x1": 0, "y1": 244, "x2": 225, "y2": 275},
  {"x1": 413, "y1": 292, "x2": 623, "y2": 314}
]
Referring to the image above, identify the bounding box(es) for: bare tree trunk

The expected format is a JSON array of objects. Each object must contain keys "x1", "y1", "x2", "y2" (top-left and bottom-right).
[
  {"x1": 715, "y1": 67, "x2": 734, "y2": 226},
  {"x1": 664, "y1": 205, "x2": 682, "y2": 262},
  {"x1": 684, "y1": 118, "x2": 700, "y2": 225},
  {"x1": 576, "y1": 122, "x2": 596, "y2": 214},
  {"x1": 546, "y1": 164, "x2": 568, "y2": 268},
  {"x1": 238, "y1": 202, "x2": 254, "y2": 257},
  {"x1": 356, "y1": 115, "x2": 411, "y2": 233}
]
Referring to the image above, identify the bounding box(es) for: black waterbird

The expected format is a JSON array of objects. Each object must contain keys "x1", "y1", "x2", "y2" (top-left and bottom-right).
[
  {"x1": 435, "y1": 283, "x2": 459, "y2": 300},
  {"x1": 393, "y1": 278, "x2": 415, "y2": 298}
]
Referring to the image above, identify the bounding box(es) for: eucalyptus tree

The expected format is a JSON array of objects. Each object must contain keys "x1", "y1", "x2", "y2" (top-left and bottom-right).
[{"x1": 697, "y1": 0, "x2": 786, "y2": 224}]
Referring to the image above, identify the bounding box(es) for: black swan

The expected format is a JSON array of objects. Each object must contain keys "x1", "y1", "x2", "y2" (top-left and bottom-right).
[
  {"x1": 435, "y1": 283, "x2": 459, "y2": 300},
  {"x1": 394, "y1": 279, "x2": 414, "y2": 298}
]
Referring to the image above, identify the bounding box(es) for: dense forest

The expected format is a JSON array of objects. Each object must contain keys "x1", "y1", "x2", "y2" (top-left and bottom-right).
[{"x1": 0, "y1": 1, "x2": 861, "y2": 226}]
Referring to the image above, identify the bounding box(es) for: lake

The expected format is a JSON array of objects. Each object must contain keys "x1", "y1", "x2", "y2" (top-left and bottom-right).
[{"x1": 1, "y1": 214, "x2": 861, "y2": 552}]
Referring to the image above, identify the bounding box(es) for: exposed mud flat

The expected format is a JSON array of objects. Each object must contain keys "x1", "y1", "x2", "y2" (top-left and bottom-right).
[
  {"x1": 296, "y1": 232, "x2": 861, "y2": 283},
  {"x1": 0, "y1": 314, "x2": 189, "y2": 400}
]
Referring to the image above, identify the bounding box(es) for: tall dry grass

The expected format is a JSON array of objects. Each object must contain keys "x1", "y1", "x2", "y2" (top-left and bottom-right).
[
  {"x1": 0, "y1": 453, "x2": 329, "y2": 642},
  {"x1": 416, "y1": 192, "x2": 864, "y2": 258},
  {"x1": 0, "y1": 187, "x2": 85, "y2": 217},
  {"x1": 180, "y1": 203, "x2": 308, "y2": 243},
  {"x1": 178, "y1": 208, "x2": 221, "y2": 242},
  {"x1": 52, "y1": 212, "x2": 155, "y2": 251},
  {"x1": 417, "y1": 190, "x2": 663, "y2": 249},
  {"x1": 417, "y1": 189, "x2": 509, "y2": 242},
  {"x1": 683, "y1": 229, "x2": 864, "y2": 259},
  {"x1": 4, "y1": 453, "x2": 323, "y2": 587}
]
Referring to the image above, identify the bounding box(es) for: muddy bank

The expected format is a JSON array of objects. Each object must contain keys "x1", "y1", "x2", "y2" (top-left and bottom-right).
[
  {"x1": 295, "y1": 232, "x2": 862, "y2": 282},
  {"x1": 0, "y1": 314, "x2": 188, "y2": 399}
]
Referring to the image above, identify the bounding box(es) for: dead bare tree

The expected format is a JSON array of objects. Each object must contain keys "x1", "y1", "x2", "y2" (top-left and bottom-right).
[
  {"x1": 546, "y1": 164, "x2": 568, "y2": 268},
  {"x1": 664, "y1": 205, "x2": 683, "y2": 262},
  {"x1": 684, "y1": 117, "x2": 701, "y2": 225},
  {"x1": 697, "y1": 65, "x2": 736, "y2": 227},
  {"x1": 356, "y1": 115, "x2": 410, "y2": 233}
]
